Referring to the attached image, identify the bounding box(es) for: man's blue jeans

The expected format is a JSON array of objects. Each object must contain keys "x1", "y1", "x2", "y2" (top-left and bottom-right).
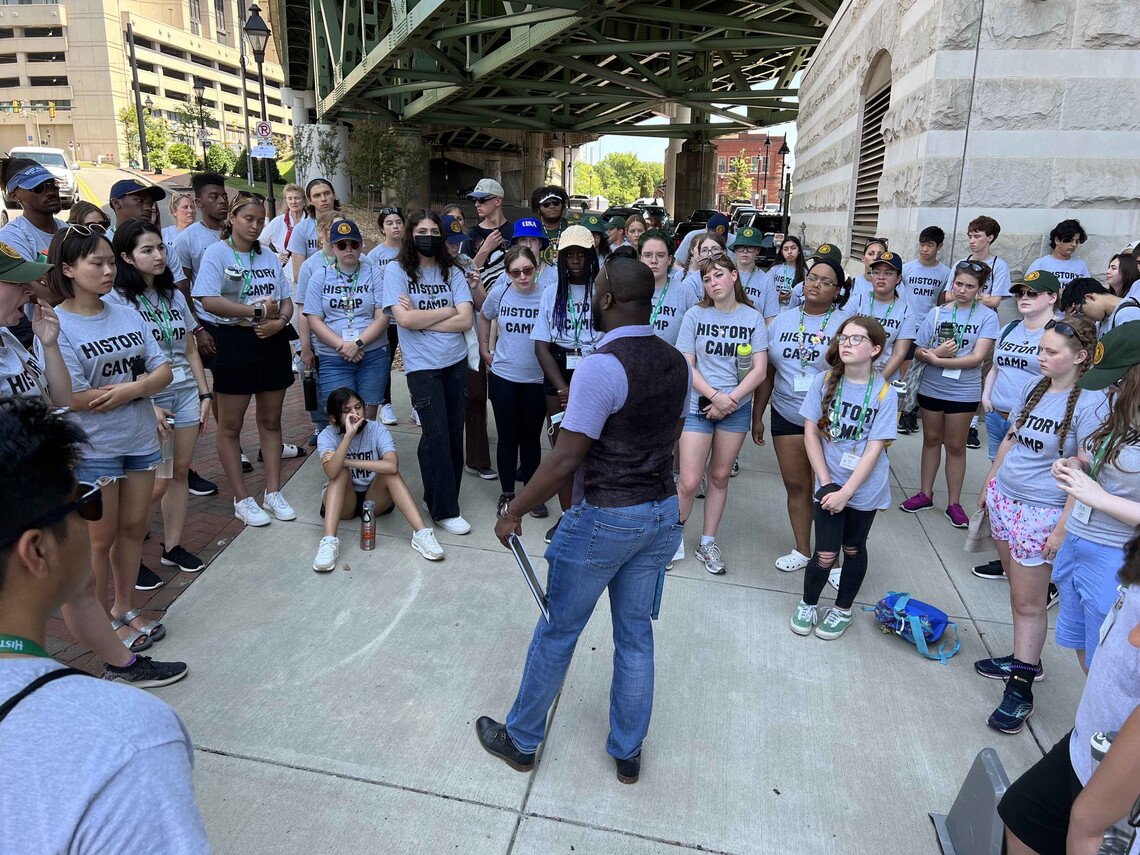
[{"x1": 505, "y1": 497, "x2": 683, "y2": 760}]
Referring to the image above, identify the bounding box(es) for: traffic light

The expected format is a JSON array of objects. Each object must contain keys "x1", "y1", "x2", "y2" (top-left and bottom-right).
[
  {"x1": 48, "y1": 101, "x2": 55, "y2": 119},
  {"x1": 10, "y1": 100, "x2": 18, "y2": 113}
]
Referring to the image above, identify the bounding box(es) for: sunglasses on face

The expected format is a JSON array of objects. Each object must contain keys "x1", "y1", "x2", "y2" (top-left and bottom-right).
[
  {"x1": 1045, "y1": 319, "x2": 1090, "y2": 348},
  {"x1": 1011, "y1": 288, "x2": 1043, "y2": 299},
  {"x1": 28, "y1": 180, "x2": 58, "y2": 194},
  {"x1": 508, "y1": 265, "x2": 535, "y2": 278},
  {"x1": 0, "y1": 481, "x2": 103, "y2": 548},
  {"x1": 539, "y1": 199, "x2": 563, "y2": 207},
  {"x1": 333, "y1": 241, "x2": 361, "y2": 251},
  {"x1": 835, "y1": 333, "x2": 869, "y2": 345}
]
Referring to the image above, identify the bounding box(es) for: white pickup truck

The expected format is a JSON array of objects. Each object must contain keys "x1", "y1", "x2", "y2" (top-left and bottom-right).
[{"x1": 5, "y1": 146, "x2": 79, "y2": 208}]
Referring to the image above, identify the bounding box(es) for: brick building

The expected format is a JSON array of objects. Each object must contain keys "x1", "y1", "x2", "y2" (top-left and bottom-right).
[{"x1": 712, "y1": 131, "x2": 788, "y2": 210}]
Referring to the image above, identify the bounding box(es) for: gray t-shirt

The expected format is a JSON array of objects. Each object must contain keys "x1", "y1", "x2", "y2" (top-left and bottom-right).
[
  {"x1": 676, "y1": 303, "x2": 768, "y2": 415},
  {"x1": 1102, "y1": 298, "x2": 1140, "y2": 337},
  {"x1": 846, "y1": 293, "x2": 918, "y2": 379},
  {"x1": 738, "y1": 268, "x2": 777, "y2": 322},
  {"x1": 383, "y1": 262, "x2": 472, "y2": 372},
  {"x1": 367, "y1": 244, "x2": 399, "y2": 268},
  {"x1": 303, "y1": 260, "x2": 386, "y2": 357},
  {"x1": 171, "y1": 222, "x2": 222, "y2": 323},
  {"x1": 285, "y1": 216, "x2": 321, "y2": 258},
  {"x1": 317, "y1": 419, "x2": 397, "y2": 491},
  {"x1": 915, "y1": 302, "x2": 1001, "y2": 402},
  {"x1": 996, "y1": 385, "x2": 1106, "y2": 508},
  {"x1": 530, "y1": 281, "x2": 601, "y2": 351},
  {"x1": 0, "y1": 215, "x2": 67, "y2": 261},
  {"x1": 1071, "y1": 585, "x2": 1140, "y2": 785},
  {"x1": 902, "y1": 259, "x2": 951, "y2": 320},
  {"x1": 57, "y1": 302, "x2": 168, "y2": 458},
  {"x1": 766, "y1": 305, "x2": 850, "y2": 422},
  {"x1": 849, "y1": 274, "x2": 873, "y2": 308},
  {"x1": 104, "y1": 288, "x2": 196, "y2": 390},
  {"x1": 0, "y1": 326, "x2": 46, "y2": 399},
  {"x1": 1067, "y1": 438, "x2": 1140, "y2": 549},
  {"x1": 649, "y1": 270, "x2": 703, "y2": 347},
  {"x1": 765, "y1": 263, "x2": 800, "y2": 316},
  {"x1": 160, "y1": 225, "x2": 188, "y2": 284},
  {"x1": 0, "y1": 659, "x2": 208, "y2": 853},
  {"x1": 192, "y1": 240, "x2": 290, "y2": 326},
  {"x1": 294, "y1": 250, "x2": 332, "y2": 307},
  {"x1": 800, "y1": 371, "x2": 898, "y2": 511},
  {"x1": 1027, "y1": 254, "x2": 1090, "y2": 287},
  {"x1": 990, "y1": 321, "x2": 1045, "y2": 413},
  {"x1": 482, "y1": 283, "x2": 544, "y2": 384}
]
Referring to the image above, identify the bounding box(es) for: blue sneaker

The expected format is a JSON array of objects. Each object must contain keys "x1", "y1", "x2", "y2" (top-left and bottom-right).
[{"x1": 987, "y1": 685, "x2": 1034, "y2": 734}]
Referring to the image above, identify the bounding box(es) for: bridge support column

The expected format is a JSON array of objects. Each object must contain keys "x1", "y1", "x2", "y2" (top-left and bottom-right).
[
  {"x1": 664, "y1": 106, "x2": 690, "y2": 218},
  {"x1": 673, "y1": 138, "x2": 718, "y2": 220},
  {"x1": 522, "y1": 132, "x2": 545, "y2": 204}
]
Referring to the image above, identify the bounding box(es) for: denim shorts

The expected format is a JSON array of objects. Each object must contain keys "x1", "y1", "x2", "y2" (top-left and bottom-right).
[
  {"x1": 76, "y1": 450, "x2": 163, "y2": 483},
  {"x1": 684, "y1": 400, "x2": 752, "y2": 435},
  {"x1": 153, "y1": 384, "x2": 201, "y2": 429},
  {"x1": 318, "y1": 345, "x2": 390, "y2": 407},
  {"x1": 985, "y1": 410, "x2": 1011, "y2": 460},
  {"x1": 1052, "y1": 533, "x2": 1125, "y2": 667}
]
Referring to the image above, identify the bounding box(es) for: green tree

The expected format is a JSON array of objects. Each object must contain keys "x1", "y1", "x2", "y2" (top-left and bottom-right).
[
  {"x1": 167, "y1": 143, "x2": 196, "y2": 169},
  {"x1": 572, "y1": 162, "x2": 601, "y2": 198},
  {"x1": 593, "y1": 152, "x2": 642, "y2": 205},
  {"x1": 204, "y1": 143, "x2": 236, "y2": 175},
  {"x1": 117, "y1": 106, "x2": 172, "y2": 168},
  {"x1": 726, "y1": 149, "x2": 753, "y2": 201},
  {"x1": 344, "y1": 122, "x2": 428, "y2": 208}
]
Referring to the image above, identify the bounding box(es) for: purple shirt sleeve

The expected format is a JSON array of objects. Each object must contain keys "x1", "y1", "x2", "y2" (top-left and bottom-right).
[{"x1": 559, "y1": 353, "x2": 628, "y2": 439}]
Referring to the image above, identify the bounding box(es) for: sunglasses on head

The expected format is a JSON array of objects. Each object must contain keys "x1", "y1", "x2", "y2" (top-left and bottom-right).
[
  {"x1": 63, "y1": 223, "x2": 108, "y2": 238},
  {"x1": 1045, "y1": 319, "x2": 1090, "y2": 348},
  {"x1": 957, "y1": 260, "x2": 987, "y2": 274},
  {"x1": 235, "y1": 190, "x2": 266, "y2": 203},
  {"x1": 379, "y1": 207, "x2": 403, "y2": 218},
  {"x1": 0, "y1": 481, "x2": 103, "y2": 548},
  {"x1": 333, "y1": 240, "x2": 360, "y2": 251}
]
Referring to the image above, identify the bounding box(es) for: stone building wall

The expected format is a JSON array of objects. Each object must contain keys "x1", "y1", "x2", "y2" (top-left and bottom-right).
[{"x1": 792, "y1": 0, "x2": 1140, "y2": 278}]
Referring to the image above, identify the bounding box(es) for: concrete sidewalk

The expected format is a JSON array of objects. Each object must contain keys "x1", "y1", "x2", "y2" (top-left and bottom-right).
[{"x1": 151, "y1": 378, "x2": 1085, "y2": 854}]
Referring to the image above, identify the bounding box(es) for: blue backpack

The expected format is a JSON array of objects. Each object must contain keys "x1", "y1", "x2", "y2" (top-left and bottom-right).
[{"x1": 866, "y1": 592, "x2": 961, "y2": 664}]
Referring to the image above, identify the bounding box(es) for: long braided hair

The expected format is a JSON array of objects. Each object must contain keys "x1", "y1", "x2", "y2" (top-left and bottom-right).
[
  {"x1": 816, "y1": 316, "x2": 887, "y2": 438},
  {"x1": 1011, "y1": 315, "x2": 1097, "y2": 455},
  {"x1": 552, "y1": 244, "x2": 598, "y2": 336}
]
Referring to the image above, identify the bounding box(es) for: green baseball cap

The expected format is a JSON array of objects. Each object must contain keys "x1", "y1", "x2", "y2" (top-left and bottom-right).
[
  {"x1": 734, "y1": 227, "x2": 764, "y2": 248},
  {"x1": 1012, "y1": 269, "x2": 1062, "y2": 294},
  {"x1": 0, "y1": 240, "x2": 52, "y2": 282},
  {"x1": 1079, "y1": 323, "x2": 1140, "y2": 390},
  {"x1": 605, "y1": 216, "x2": 627, "y2": 230},
  {"x1": 811, "y1": 243, "x2": 842, "y2": 263},
  {"x1": 581, "y1": 213, "x2": 606, "y2": 234}
]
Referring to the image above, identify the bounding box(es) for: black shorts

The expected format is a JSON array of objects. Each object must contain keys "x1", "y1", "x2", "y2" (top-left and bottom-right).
[
  {"x1": 542, "y1": 344, "x2": 577, "y2": 398},
  {"x1": 213, "y1": 324, "x2": 295, "y2": 396},
  {"x1": 770, "y1": 407, "x2": 805, "y2": 437},
  {"x1": 320, "y1": 489, "x2": 396, "y2": 519},
  {"x1": 916, "y1": 393, "x2": 979, "y2": 415},
  {"x1": 997, "y1": 731, "x2": 1082, "y2": 855},
  {"x1": 198, "y1": 319, "x2": 218, "y2": 372}
]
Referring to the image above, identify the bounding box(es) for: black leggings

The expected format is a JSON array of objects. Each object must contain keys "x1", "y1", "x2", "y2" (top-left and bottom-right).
[
  {"x1": 381, "y1": 324, "x2": 400, "y2": 405},
  {"x1": 487, "y1": 372, "x2": 547, "y2": 493},
  {"x1": 802, "y1": 504, "x2": 877, "y2": 609}
]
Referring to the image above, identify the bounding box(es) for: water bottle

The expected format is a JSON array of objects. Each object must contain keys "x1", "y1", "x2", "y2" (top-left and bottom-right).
[
  {"x1": 221, "y1": 265, "x2": 245, "y2": 300},
  {"x1": 303, "y1": 368, "x2": 318, "y2": 412},
  {"x1": 360, "y1": 500, "x2": 376, "y2": 551},
  {"x1": 736, "y1": 343, "x2": 753, "y2": 381},
  {"x1": 156, "y1": 417, "x2": 175, "y2": 479}
]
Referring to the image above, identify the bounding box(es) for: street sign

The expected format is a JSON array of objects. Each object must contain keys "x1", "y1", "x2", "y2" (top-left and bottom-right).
[
  {"x1": 197, "y1": 128, "x2": 210, "y2": 142},
  {"x1": 67, "y1": 140, "x2": 74, "y2": 149},
  {"x1": 252, "y1": 144, "x2": 276, "y2": 159},
  {"x1": 255, "y1": 121, "x2": 271, "y2": 140}
]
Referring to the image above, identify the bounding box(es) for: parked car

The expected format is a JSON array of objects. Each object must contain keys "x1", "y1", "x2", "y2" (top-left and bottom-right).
[
  {"x1": 633, "y1": 203, "x2": 671, "y2": 230},
  {"x1": 4, "y1": 146, "x2": 78, "y2": 208},
  {"x1": 732, "y1": 208, "x2": 758, "y2": 232},
  {"x1": 727, "y1": 199, "x2": 753, "y2": 219},
  {"x1": 568, "y1": 194, "x2": 591, "y2": 211},
  {"x1": 672, "y1": 208, "x2": 721, "y2": 247},
  {"x1": 736, "y1": 211, "x2": 782, "y2": 236},
  {"x1": 601, "y1": 205, "x2": 641, "y2": 223}
]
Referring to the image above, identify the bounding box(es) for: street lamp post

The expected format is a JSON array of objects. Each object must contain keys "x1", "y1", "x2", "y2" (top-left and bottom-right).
[
  {"x1": 126, "y1": 22, "x2": 149, "y2": 171},
  {"x1": 193, "y1": 78, "x2": 208, "y2": 171},
  {"x1": 244, "y1": 4, "x2": 276, "y2": 217},
  {"x1": 143, "y1": 96, "x2": 161, "y2": 174},
  {"x1": 777, "y1": 139, "x2": 791, "y2": 234},
  {"x1": 762, "y1": 135, "x2": 771, "y2": 209}
]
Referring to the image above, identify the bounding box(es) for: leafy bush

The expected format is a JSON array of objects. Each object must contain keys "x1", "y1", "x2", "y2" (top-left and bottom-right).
[
  {"x1": 168, "y1": 143, "x2": 196, "y2": 169},
  {"x1": 204, "y1": 144, "x2": 237, "y2": 176}
]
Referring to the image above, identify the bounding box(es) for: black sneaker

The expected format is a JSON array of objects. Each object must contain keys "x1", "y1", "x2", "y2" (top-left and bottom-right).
[
  {"x1": 187, "y1": 469, "x2": 218, "y2": 496},
  {"x1": 103, "y1": 654, "x2": 188, "y2": 688},
  {"x1": 730, "y1": 458, "x2": 740, "y2": 478},
  {"x1": 545, "y1": 518, "x2": 561, "y2": 544},
  {"x1": 496, "y1": 492, "x2": 515, "y2": 519},
  {"x1": 615, "y1": 751, "x2": 641, "y2": 784},
  {"x1": 972, "y1": 559, "x2": 1005, "y2": 580},
  {"x1": 161, "y1": 544, "x2": 205, "y2": 573},
  {"x1": 529, "y1": 502, "x2": 549, "y2": 519},
  {"x1": 898, "y1": 411, "x2": 919, "y2": 434},
  {"x1": 1047, "y1": 582, "x2": 1059, "y2": 610},
  {"x1": 475, "y1": 716, "x2": 535, "y2": 772},
  {"x1": 466, "y1": 465, "x2": 498, "y2": 480},
  {"x1": 966, "y1": 425, "x2": 981, "y2": 449},
  {"x1": 240, "y1": 451, "x2": 253, "y2": 473},
  {"x1": 135, "y1": 563, "x2": 164, "y2": 591}
]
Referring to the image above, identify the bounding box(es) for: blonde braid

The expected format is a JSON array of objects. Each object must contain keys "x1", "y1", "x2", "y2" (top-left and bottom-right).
[
  {"x1": 1056, "y1": 315, "x2": 1097, "y2": 455},
  {"x1": 1012, "y1": 377, "x2": 1051, "y2": 438},
  {"x1": 816, "y1": 368, "x2": 844, "y2": 439}
]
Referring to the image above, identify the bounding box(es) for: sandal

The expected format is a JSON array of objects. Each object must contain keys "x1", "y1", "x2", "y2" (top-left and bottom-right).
[
  {"x1": 118, "y1": 608, "x2": 166, "y2": 643},
  {"x1": 775, "y1": 549, "x2": 810, "y2": 573},
  {"x1": 111, "y1": 617, "x2": 152, "y2": 652}
]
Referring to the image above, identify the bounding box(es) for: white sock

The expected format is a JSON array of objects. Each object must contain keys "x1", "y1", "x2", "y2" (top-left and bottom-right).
[
  {"x1": 970, "y1": 416, "x2": 978, "y2": 428},
  {"x1": 414, "y1": 528, "x2": 430, "y2": 535},
  {"x1": 700, "y1": 535, "x2": 715, "y2": 546}
]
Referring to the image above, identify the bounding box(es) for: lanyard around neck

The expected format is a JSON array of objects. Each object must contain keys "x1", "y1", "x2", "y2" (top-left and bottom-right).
[
  {"x1": 650, "y1": 281, "x2": 671, "y2": 327},
  {"x1": 0, "y1": 634, "x2": 50, "y2": 658},
  {"x1": 797, "y1": 306, "x2": 835, "y2": 372},
  {"x1": 830, "y1": 374, "x2": 876, "y2": 441},
  {"x1": 137, "y1": 292, "x2": 174, "y2": 348},
  {"x1": 949, "y1": 301, "x2": 977, "y2": 348},
  {"x1": 228, "y1": 239, "x2": 255, "y2": 301}
]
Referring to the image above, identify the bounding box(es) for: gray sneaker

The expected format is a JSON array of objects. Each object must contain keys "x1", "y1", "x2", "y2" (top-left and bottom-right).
[{"x1": 695, "y1": 541, "x2": 725, "y2": 574}]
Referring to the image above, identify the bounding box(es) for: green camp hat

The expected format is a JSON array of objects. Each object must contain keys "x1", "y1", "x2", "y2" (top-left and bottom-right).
[
  {"x1": 0, "y1": 240, "x2": 52, "y2": 282},
  {"x1": 811, "y1": 243, "x2": 842, "y2": 263},
  {"x1": 605, "y1": 216, "x2": 627, "y2": 230},
  {"x1": 733, "y1": 227, "x2": 764, "y2": 248},
  {"x1": 1079, "y1": 323, "x2": 1140, "y2": 390},
  {"x1": 581, "y1": 213, "x2": 606, "y2": 234},
  {"x1": 1012, "y1": 269, "x2": 1062, "y2": 294}
]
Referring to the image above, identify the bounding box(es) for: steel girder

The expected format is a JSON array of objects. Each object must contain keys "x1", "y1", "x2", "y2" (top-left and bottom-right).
[{"x1": 281, "y1": 0, "x2": 836, "y2": 136}]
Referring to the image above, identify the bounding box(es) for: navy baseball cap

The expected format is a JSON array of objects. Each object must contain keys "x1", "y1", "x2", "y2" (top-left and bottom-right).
[
  {"x1": 440, "y1": 214, "x2": 467, "y2": 244},
  {"x1": 870, "y1": 251, "x2": 903, "y2": 274},
  {"x1": 510, "y1": 217, "x2": 550, "y2": 250},
  {"x1": 707, "y1": 213, "x2": 729, "y2": 235},
  {"x1": 110, "y1": 178, "x2": 166, "y2": 202},
  {"x1": 4, "y1": 164, "x2": 55, "y2": 194},
  {"x1": 329, "y1": 220, "x2": 363, "y2": 244}
]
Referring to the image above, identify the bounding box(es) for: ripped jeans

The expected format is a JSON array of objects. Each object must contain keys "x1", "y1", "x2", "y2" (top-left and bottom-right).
[{"x1": 802, "y1": 504, "x2": 878, "y2": 609}]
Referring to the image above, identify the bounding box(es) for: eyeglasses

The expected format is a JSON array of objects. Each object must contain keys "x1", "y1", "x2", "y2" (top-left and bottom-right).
[
  {"x1": 698, "y1": 247, "x2": 723, "y2": 257},
  {"x1": 333, "y1": 240, "x2": 360, "y2": 251},
  {"x1": 1011, "y1": 288, "x2": 1043, "y2": 299},
  {"x1": 508, "y1": 265, "x2": 536, "y2": 278},
  {"x1": 379, "y1": 207, "x2": 403, "y2": 218},
  {"x1": 835, "y1": 333, "x2": 869, "y2": 345},
  {"x1": 640, "y1": 251, "x2": 670, "y2": 262},
  {"x1": 1045, "y1": 319, "x2": 1091, "y2": 348},
  {"x1": 804, "y1": 272, "x2": 838, "y2": 287},
  {"x1": 0, "y1": 481, "x2": 103, "y2": 548},
  {"x1": 63, "y1": 223, "x2": 108, "y2": 238},
  {"x1": 957, "y1": 260, "x2": 988, "y2": 274},
  {"x1": 29, "y1": 180, "x2": 58, "y2": 194}
]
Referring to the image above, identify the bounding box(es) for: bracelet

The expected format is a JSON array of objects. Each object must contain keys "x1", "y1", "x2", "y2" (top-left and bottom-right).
[
  {"x1": 198, "y1": 392, "x2": 214, "y2": 401},
  {"x1": 503, "y1": 508, "x2": 523, "y2": 522},
  {"x1": 193, "y1": 326, "x2": 205, "y2": 334}
]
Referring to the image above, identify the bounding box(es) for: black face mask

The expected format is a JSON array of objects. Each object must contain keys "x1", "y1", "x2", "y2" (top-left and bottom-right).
[{"x1": 414, "y1": 235, "x2": 444, "y2": 257}]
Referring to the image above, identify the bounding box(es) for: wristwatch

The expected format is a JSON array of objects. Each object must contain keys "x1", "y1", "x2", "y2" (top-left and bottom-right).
[
  {"x1": 251, "y1": 304, "x2": 264, "y2": 321},
  {"x1": 354, "y1": 338, "x2": 364, "y2": 349}
]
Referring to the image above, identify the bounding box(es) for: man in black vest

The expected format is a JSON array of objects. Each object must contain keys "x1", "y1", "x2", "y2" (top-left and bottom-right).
[{"x1": 479, "y1": 248, "x2": 690, "y2": 784}]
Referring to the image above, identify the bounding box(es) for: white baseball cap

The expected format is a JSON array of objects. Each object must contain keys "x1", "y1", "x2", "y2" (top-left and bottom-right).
[{"x1": 467, "y1": 178, "x2": 504, "y2": 200}]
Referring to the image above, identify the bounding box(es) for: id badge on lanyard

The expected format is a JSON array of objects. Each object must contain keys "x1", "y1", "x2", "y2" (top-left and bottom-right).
[
  {"x1": 565, "y1": 350, "x2": 583, "y2": 370},
  {"x1": 794, "y1": 374, "x2": 813, "y2": 393}
]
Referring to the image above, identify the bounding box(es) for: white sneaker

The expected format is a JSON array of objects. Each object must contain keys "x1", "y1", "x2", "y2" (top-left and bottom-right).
[
  {"x1": 240, "y1": 452, "x2": 251, "y2": 465},
  {"x1": 234, "y1": 497, "x2": 271, "y2": 526},
  {"x1": 411, "y1": 528, "x2": 445, "y2": 561},
  {"x1": 435, "y1": 515, "x2": 471, "y2": 535},
  {"x1": 313, "y1": 536, "x2": 340, "y2": 572},
  {"x1": 380, "y1": 403, "x2": 398, "y2": 425},
  {"x1": 775, "y1": 549, "x2": 810, "y2": 572},
  {"x1": 411, "y1": 409, "x2": 421, "y2": 427},
  {"x1": 280, "y1": 443, "x2": 302, "y2": 459},
  {"x1": 263, "y1": 490, "x2": 296, "y2": 521},
  {"x1": 667, "y1": 538, "x2": 684, "y2": 570}
]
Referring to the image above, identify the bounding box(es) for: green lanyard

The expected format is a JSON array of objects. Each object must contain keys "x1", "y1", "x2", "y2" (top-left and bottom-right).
[
  {"x1": 565, "y1": 284, "x2": 586, "y2": 348},
  {"x1": 137, "y1": 293, "x2": 175, "y2": 352},
  {"x1": 740, "y1": 269, "x2": 758, "y2": 298},
  {"x1": 871, "y1": 297, "x2": 896, "y2": 325},
  {"x1": 333, "y1": 264, "x2": 359, "y2": 330},
  {"x1": 947, "y1": 301, "x2": 977, "y2": 349},
  {"x1": 830, "y1": 374, "x2": 876, "y2": 441},
  {"x1": 798, "y1": 306, "x2": 835, "y2": 372},
  {"x1": 0, "y1": 633, "x2": 51, "y2": 658},
  {"x1": 1089, "y1": 433, "x2": 1114, "y2": 478},
  {"x1": 650, "y1": 280, "x2": 671, "y2": 327},
  {"x1": 227, "y1": 239, "x2": 255, "y2": 302}
]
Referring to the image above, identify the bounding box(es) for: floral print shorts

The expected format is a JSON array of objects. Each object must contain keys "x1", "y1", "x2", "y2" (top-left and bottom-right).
[{"x1": 985, "y1": 478, "x2": 1063, "y2": 567}]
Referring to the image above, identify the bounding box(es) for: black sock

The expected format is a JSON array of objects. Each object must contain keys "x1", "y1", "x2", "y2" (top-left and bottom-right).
[{"x1": 1007, "y1": 659, "x2": 1036, "y2": 698}]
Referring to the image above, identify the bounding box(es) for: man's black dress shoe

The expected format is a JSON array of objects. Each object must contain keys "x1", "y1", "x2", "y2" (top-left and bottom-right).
[
  {"x1": 476, "y1": 716, "x2": 535, "y2": 772},
  {"x1": 615, "y1": 752, "x2": 641, "y2": 784}
]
